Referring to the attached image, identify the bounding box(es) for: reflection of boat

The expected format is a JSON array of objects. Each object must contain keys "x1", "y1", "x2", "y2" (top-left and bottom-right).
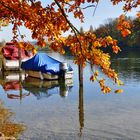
[
  {"x1": 2, "y1": 80, "x2": 30, "y2": 100},
  {"x1": 0, "y1": 70, "x2": 25, "y2": 83},
  {"x1": 0, "y1": 42, "x2": 31, "y2": 71},
  {"x1": 23, "y1": 76, "x2": 73, "y2": 99},
  {"x1": 7, "y1": 92, "x2": 30, "y2": 99},
  {"x1": 3, "y1": 81, "x2": 21, "y2": 91},
  {"x1": 21, "y1": 53, "x2": 73, "y2": 80}
]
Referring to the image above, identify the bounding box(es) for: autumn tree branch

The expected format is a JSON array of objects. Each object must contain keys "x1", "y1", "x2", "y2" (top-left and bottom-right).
[
  {"x1": 54, "y1": 0, "x2": 84, "y2": 55},
  {"x1": 54, "y1": 0, "x2": 89, "y2": 62}
]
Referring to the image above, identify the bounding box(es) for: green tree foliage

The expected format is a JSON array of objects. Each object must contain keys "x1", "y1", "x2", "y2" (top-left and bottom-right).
[{"x1": 94, "y1": 17, "x2": 140, "y2": 52}]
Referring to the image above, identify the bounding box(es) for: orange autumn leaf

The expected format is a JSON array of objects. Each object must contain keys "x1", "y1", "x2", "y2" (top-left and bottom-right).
[
  {"x1": 117, "y1": 14, "x2": 131, "y2": 37},
  {"x1": 137, "y1": 12, "x2": 140, "y2": 18},
  {"x1": 115, "y1": 89, "x2": 123, "y2": 94},
  {"x1": 94, "y1": 70, "x2": 99, "y2": 76},
  {"x1": 17, "y1": 42, "x2": 24, "y2": 49},
  {"x1": 102, "y1": 86, "x2": 111, "y2": 94},
  {"x1": 112, "y1": 45, "x2": 121, "y2": 54},
  {"x1": 90, "y1": 75, "x2": 96, "y2": 81},
  {"x1": 121, "y1": 29, "x2": 131, "y2": 37},
  {"x1": 32, "y1": 49, "x2": 37, "y2": 55}
]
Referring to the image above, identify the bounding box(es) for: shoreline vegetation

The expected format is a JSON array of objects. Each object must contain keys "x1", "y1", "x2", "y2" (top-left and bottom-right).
[
  {"x1": 0, "y1": 100, "x2": 24, "y2": 140},
  {"x1": 94, "y1": 17, "x2": 140, "y2": 52}
]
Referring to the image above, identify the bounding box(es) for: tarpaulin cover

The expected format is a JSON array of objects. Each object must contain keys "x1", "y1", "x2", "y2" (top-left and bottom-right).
[
  {"x1": 21, "y1": 53, "x2": 62, "y2": 74},
  {"x1": 2, "y1": 43, "x2": 30, "y2": 60}
]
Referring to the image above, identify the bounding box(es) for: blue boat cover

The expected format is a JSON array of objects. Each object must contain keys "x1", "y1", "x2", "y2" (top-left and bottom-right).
[{"x1": 21, "y1": 53, "x2": 72, "y2": 74}]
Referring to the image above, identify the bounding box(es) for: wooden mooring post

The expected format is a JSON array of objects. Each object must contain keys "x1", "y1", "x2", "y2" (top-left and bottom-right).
[
  {"x1": 79, "y1": 84, "x2": 84, "y2": 136},
  {"x1": 18, "y1": 47, "x2": 23, "y2": 103},
  {"x1": 78, "y1": 64, "x2": 84, "y2": 135},
  {"x1": 78, "y1": 64, "x2": 83, "y2": 87},
  {"x1": 18, "y1": 48, "x2": 22, "y2": 71}
]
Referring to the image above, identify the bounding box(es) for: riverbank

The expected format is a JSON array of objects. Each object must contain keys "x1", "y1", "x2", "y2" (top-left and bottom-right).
[{"x1": 0, "y1": 100, "x2": 24, "y2": 139}]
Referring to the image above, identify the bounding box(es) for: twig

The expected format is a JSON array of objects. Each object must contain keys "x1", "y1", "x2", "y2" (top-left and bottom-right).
[{"x1": 93, "y1": 0, "x2": 99, "y2": 16}]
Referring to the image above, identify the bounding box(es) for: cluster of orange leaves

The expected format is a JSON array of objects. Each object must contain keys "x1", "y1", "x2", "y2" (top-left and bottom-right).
[
  {"x1": 112, "y1": 0, "x2": 140, "y2": 11},
  {"x1": 0, "y1": 0, "x2": 140, "y2": 93},
  {"x1": 0, "y1": 18, "x2": 9, "y2": 28},
  {"x1": 16, "y1": 42, "x2": 37, "y2": 55},
  {"x1": 117, "y1": 14, "x2": 131, "y2": 37}
]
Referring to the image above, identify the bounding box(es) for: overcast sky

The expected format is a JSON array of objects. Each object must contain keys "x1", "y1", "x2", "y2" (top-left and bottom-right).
[{"x1": 0, "y1": 0, "x2": 138, "y2": 42}]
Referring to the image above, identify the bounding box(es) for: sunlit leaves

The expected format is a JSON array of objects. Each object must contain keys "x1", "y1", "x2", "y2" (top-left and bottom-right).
[
  {"x1": 99, "y1": 79, "x2": 111, "y2": 93},
  {"x1": 90, "y1": 70, "x2": 98, "y2": 81},
  {"x1": 117, "y1": 14, "x2": 131, "y2": 37},
  {"x1": 16, "y1": 42, "x2": 37, "y2": 55},
  {"x1": 0, "y1": 18, "x2": 9, "y2": 28},
  {"x1": 137, "y1": 12, "x2": 140, "y2": 18},
  {"x1": 111, "y1": 0, "x2": 140, "y2": 12},
  {"x1": 115, "y1": 89, "x2": 123, "y2": 94},
  {"x1": 112, "y1": 45, "x2": 121, "y2": 54}
]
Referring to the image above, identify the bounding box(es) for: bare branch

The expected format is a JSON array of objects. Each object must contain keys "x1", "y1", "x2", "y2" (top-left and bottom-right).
[
  {"x1": 82, "y1": 5, "x2": 95, "y2": 10},
  {"x1": 93, "y1": 0, "x2": 99, "y2": 16}
]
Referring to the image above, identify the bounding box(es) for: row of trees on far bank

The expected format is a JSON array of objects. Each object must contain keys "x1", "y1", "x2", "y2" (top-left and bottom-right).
[
  {"x1": 80, "y1": 17, "x2": 140, "y2": 53},
  {"x1": 93, "y1": 17, "x2": 140, "y2": 52}
]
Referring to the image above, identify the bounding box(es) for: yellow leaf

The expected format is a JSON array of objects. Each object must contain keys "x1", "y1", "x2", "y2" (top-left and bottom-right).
[
  {"x1": 32, "y1": 49, "x2": 37, "y2": 55},
  {"x1": 94, "y1": 70, "x2": 99, "y2": 76},
  {"x1": 90, "y1": 75, "x2": 96, "y2": 81},
  {"x1": 115, "y1": 89, "x2": 123, "y2": 94}
]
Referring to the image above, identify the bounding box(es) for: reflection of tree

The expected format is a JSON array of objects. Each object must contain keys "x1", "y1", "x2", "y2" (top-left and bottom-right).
[
  {"x1": 79, "y1": 85, "x2": 84, "y2": 136},
  {"x1": 111, "y1": 57, "x2": 140, "y2": 83}
]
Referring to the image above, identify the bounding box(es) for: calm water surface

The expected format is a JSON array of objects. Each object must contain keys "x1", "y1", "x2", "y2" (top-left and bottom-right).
[{"x1": 0, "y1": 52, "x2": 140, "y2": 140}]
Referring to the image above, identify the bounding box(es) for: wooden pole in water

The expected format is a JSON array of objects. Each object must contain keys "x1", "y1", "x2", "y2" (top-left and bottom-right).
[
  {"x1": 0, "y1": 40, "x2": 6, "y2": 75},
  {"x1": 79, "y1": 27, "x2": 84, "y2": 87},
  {"x1": 18, "y1": 47, "x2": 22, "y2": 103},
  {"x1": 18, "y1": 48, "x2": 22, "y2": 71},
  {"x1": 78, "y1": 65, "x2": 83, "y2": 87},
  {"x1": 79, "y1": 84, "x2": 84, "y2": 136}
]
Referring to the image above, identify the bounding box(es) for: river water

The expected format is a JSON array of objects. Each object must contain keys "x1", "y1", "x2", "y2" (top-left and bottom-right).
[{"x1": 0, "y1": 51, "x2": 140, "y2": 140}]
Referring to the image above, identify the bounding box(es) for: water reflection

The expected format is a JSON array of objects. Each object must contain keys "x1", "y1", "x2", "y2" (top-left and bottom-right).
[
  {"x1": 111, "y1": 58, "x2": 140, "y2": 84},
  {"x1": 23, "y1": 76, "x2": 73, "y2": 99},
  {"x1": 79, "y1": 85, "x2": 84, "y2": 136},
  {"x1": 1, "y1": 51, "x2": 140, "y2": 139},
  {"x1": 2, "y1": 80, "x2": 30, "y2": 100},
  {"x1": 0, "y1": 72, "x2": 73, "y2": 101}
]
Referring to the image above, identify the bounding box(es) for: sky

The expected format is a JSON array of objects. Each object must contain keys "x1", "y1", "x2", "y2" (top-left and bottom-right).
[{"x1": 0, "y1": 0, "x2": 139, "y2": 42}]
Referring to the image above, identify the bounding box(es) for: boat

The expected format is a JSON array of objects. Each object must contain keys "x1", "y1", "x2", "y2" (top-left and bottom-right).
[
  {"x1": 21, "y1": 53, "x2": 73, "y2": 80},
  {"x1": 0, "y1": 42, "x2": 32, "y2": 71}
]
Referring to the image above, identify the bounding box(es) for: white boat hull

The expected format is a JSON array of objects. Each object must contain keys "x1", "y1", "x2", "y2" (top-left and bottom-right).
[{"x1": 0, "y1": 58, "x2": 31, "y2": 71}]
